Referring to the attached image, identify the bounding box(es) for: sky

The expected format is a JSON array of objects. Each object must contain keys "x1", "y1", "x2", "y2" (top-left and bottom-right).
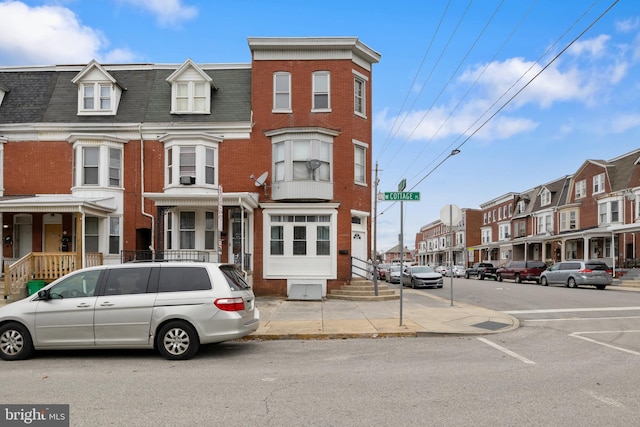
[{"x1": 1, "y1": 0, "x2": 640, "y2": 254}]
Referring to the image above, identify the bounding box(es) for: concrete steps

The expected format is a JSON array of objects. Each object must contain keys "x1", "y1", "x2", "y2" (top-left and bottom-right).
[{"x1": 328, "y1": 278, "x2": 399, "y2": 301}]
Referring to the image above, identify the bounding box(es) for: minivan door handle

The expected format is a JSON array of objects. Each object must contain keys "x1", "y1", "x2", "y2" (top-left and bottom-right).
[
  {"x1": 76, "y1": 303, "x2": 91, "y2": 308},
  {"x1": 100, "y1": 302, "x2": 115, "y2": 307}
]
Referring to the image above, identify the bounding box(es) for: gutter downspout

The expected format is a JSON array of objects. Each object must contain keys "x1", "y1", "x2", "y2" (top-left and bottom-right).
[{"x1": 140, "y1": 124, "x2": 155, "y2": 254}]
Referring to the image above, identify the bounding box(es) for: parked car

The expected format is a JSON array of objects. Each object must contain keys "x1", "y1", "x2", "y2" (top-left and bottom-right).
[
  {"x1": 402, "y1": 265, "x2": 444, "y2": 289},
  {"x1": 376, "y1": 264, "x2": 391, "y2": 280},
  {"x1": 539, "y1": 260, "x2": 613, "y2": 290},
  {"x1": 464, "y1": 262, "x2": 497, "y2": 280},
  {"x1": 387, "y1": 265, "x2": 402, "y2": 284},
  {"x1": 496, "y1": 260, "x2": 547, "y2": 284},
  {"x1": 434, "y1": 265, "x2": 450, "y2": 276},
  {"x1": 444, "y1": 265, "x2": 466, "y2": 278},
  {"x1": 0, "y1": 262, "x2": 260, "y2": 361}
]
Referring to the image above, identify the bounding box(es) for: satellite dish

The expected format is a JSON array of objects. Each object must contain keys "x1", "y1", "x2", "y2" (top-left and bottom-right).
[
  {"x1": 252, "y1": 171, "x2": 268, "y2": 187},
  {"x1": 306, "y1": 159, "x2": 322, "y2": 170}
]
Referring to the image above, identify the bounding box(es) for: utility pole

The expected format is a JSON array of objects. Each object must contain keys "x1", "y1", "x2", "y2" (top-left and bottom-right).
[{"x1": 372, "y1": 161, "x2": 379, "y2": 262}]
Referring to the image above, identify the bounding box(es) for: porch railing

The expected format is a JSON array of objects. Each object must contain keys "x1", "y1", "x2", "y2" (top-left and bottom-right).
[{"x1": 3, "y1": 252, "x2": 103, "y2": 301}]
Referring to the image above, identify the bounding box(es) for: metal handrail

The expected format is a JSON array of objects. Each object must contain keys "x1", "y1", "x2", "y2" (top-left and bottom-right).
[{"x1": 350, "y1": 256, "x2": 379, "y2": 296}]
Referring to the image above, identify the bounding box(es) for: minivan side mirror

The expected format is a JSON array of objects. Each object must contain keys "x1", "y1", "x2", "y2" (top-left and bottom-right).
[{"x1": 37, "y1": 289, "x2": 52, "y2": 300}]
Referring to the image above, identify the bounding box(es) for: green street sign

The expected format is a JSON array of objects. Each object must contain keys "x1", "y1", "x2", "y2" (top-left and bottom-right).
[
  {"x1": 398, "y1": 178, "x2": 406, "y2": 192},
  {"x1": 384, "y1": 192, "x2": 420, "y2": 201}
]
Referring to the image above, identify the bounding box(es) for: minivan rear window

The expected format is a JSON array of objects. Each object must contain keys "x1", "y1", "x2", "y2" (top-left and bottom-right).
[
  {"x1": 220, "y1": 265, "x2": 251, "y2": 291},
  {"x1": 586, "y1": 262, "x2": 609, "y2": 271},
  {"x1": 158, "y1": 267, "x2": 211, "y2": 292}
]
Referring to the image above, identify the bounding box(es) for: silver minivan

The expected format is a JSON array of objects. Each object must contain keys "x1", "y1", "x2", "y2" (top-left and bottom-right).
[
  {"x1": 0, "y1": 262, "x2": 259, "y2": 361},
  {"x1": 539, "y1": 260, "x2": 612, "y2": 290}
]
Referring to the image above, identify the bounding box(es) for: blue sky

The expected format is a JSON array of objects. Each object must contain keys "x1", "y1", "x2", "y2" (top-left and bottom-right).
[{"x1": 1, "y1": 0, "x2": 639, "y2": 254}]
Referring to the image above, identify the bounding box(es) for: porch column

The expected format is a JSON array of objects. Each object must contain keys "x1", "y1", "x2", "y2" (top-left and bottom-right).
[
  {"x1": 76, "y1": 212, "x2": 83, "y2": 269},
  {"x1": 156, "y1": 206, "x2": 168, "y2": 255},
  {"x1": 583, "y1": 236, "x2": 589, "y2": 261}
]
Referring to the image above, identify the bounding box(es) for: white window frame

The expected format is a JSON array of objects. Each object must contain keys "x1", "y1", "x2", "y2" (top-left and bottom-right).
[
  {"x1": 540, "y1": 188, "x2": 551, "y2": 206},
  {"x1": 353, "y1": 70, "x2": 367, "y2": 118},
  {"x1": 273, "y1": 72, "x2": 291, "y2": 112},
  {"x1": 537, "y1": 213, "x2": 553, "y2": 234},
  {"x1": 499, "y1": 223, "x2": 510, "y2": 241},
  {"x1": 71, "y1": 140, "x2": 125, "y2": 189},
  {"x1": 353, "y1": 140, "x2": 367, "y2": 186},
  {"x1": 272, "y1": 137, "x2": 333, "y2": 183},
  {"x1": 163, "y1": 136, "x2": 220, "y2": 188},
  {"x1": 108, "y1": 216, "x2": 120, "y2": 255},
  {"x1": 575, "y1": 179, "x2": 586, "y2": 199},
  {"x1": 593, "y1": 173, "x2": 605, "y2": 194},
  {"x1": 312, "y1": 71, "x2": 330, "y2": 112},
  {"x1": 79, "y1": 82, "x2": 116, "y2": 115},
  {"x1": 171, "y1": 81, "x2": 210, "y2": 114}
]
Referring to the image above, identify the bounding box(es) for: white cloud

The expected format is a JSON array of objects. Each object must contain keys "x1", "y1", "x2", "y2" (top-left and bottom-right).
[
  {"x1": 615, "y1": 17, "x2": 640, "y2": 33},
  {"x1": 0, "y1": 1, "x2": 136, "y2": 65},
  {"x1": 568, "y1": 34, "x2": 611, "y2": 58},
  {"x1": 115, "y1": 0, "x2": 198, "y2": 27},
  {"x1": 610, "y1": 113, "x2": 640, "y2": 133}
]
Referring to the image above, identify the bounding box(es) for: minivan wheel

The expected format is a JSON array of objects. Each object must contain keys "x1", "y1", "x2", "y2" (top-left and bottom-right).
[
  {"x1": 157, "y1": 321, "x2": 200, "y2": 360},
  {"x1": 567, "y1": 277, "x2": 577, "y2": 288},
  {"x1": 540, "y1": 277, "x2": 549, "y2": 286},
  {"x1": 515, "y1": 275, "x2": 522, "y2": 284},
  {"x1": 496, "y1": 274, "x2": 503, "y2": 282},
  {"x1": 0, "y1": 322, "x2": 34, "y2": 361}
]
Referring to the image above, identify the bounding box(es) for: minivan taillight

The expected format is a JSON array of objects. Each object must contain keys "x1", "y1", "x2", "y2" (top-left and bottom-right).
[
  {"x1": 578, "y1": 269, "x2": 592, "y2": 273},
  {"x1": 214, "y1": 297, "x2": 245, "y2": 312}
]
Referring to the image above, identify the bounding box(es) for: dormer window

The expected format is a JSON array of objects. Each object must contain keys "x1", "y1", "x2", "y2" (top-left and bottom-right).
[
  {"x1": 72, "y1": 60, "x2": 122, "y2": 116},
  {"x1": 167, "y1": 59, "x2": 216, "y2": 115},
  {"x1": 540, "y1": 188, "x2": 551, "y2": 206},
  {"x1": 0, "y1": 83, "x2": 7, "y2": 107}
]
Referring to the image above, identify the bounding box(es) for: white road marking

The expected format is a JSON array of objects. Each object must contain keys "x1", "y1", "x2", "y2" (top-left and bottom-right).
[
  {"x1": 504, "y1": 306, "x2": 640, "y2": 314},
  {"x1": 581, "y1": 389, "x2": 625, "y2": 408},
  {"x1": 569, "y1": 330, "x2": 640, "y2": 356},
  {"x1": 525, "y1": 315, "x2": 640, "y2": 322},
  {"x1": 477, "y1": 337, "x2": 536, "y2": 364}
]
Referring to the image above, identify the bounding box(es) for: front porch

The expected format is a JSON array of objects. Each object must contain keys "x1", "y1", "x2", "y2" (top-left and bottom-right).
[{"x1": 3, "y1": 252, "x2": 103, "y2": 302}]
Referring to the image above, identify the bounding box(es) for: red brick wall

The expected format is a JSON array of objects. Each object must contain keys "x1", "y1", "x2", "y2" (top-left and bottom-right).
[
  {"x1": 4, "y1": 141, "x2": 72, "y2": 194},
  {"x1": 250, "y1": 58, "x2": 374, "y2": 293}
]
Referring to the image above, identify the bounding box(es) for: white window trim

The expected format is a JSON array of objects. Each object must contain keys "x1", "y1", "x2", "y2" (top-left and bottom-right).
[
  {"x1": 78, "y1": 82, "x2": 117, "y2": 115},
  {"x1": 270, "y1": 130, "x2": 335, "y2": 184},
  {"x1": 170, "y1": 81, "x2": 211, "y2": 114},
  {"x1": 161, "y1": 134, "x2": 221, "y2": 190},
  {"x1": 353, "y1": 139, "x2": 368, "y2": 186},
  {"x1": 593, "y1": 173, "x2": 605, "y2": 195},
  {"x1": 353, "y1": 69, "x2": 368, "y2": 118},
  {"x1": 273, "y1": 72, "x2": 292, "y2": 113},
  {"x1": 575, "y1": 179, "x2": 586, "y2": 199},
  {"x1": 69, "y1": 135, "x2": 126, "y2": 190},
  {"x1": 312, "y1": 71, "x2": 331, "y2": 112}
]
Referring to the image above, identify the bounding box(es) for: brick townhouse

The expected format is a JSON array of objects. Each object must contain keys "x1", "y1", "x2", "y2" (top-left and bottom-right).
[
  {"x1": 414, "y1": 148, "x2": 640, "y2": 272},
  {"x1": 0, "y1": 37, "x2": 381, "y2": 299}
]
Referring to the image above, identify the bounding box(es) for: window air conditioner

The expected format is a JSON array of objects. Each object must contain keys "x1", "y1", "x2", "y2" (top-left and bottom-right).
[{"x1": 180, "y1": 176, "x2": 196, "y2": 185}]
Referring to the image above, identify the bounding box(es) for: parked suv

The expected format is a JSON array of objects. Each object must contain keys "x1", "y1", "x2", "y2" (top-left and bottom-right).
[
  {"x1": 539, "y1": 260, "x2": 613, "y2": 290},
  {"x1": 496, "y1": 260, "x2": 547, "y2": 284},
  {"x1": 0, "y1": 262, "x2": 260, "y2": 361}
]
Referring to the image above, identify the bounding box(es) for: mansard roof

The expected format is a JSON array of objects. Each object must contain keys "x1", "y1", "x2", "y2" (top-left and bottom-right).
[{"x1": 0, "y1": 63, "x2": 251, "y2": 125}]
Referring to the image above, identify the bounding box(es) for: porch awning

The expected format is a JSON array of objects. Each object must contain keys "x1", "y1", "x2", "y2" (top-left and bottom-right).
[
  {"x1": 143, "y1": 191, "x2": 260, "y2": 209},
  {"x1": 0, "y1": 194, "x2": 116, "y2": 216}
]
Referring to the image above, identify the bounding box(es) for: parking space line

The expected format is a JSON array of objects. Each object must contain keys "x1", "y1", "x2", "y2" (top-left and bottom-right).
[
  {"x1": 477, "y1": 337, "x2": 536, "y2": 364},
  {"x1": 569, "y1": 330, "x2": 640, "y2": 356},
  {"x1": 581, "y1": 389, "x2": 625, "y2": 408}
]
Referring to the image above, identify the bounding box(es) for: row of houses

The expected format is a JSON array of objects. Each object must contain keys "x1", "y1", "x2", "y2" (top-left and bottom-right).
[
  {"x1": 0, "y1": 37, "x2": 381, "y2": 299},
  {"x1": 414, "y1": 148, "x2": 640, "y2": 275}
]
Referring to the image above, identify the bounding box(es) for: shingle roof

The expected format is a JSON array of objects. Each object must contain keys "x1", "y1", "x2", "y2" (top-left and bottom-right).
[{"x1": 0, "y1": 66, "x2": 252, "y2": 124}]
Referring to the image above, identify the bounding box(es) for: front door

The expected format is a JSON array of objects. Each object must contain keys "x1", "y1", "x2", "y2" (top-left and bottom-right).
[{"x1": 44, "y1": 223, "x2": 62, "y2": 252}]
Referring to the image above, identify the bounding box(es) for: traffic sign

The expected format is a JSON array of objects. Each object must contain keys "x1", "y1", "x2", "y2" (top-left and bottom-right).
[
  {"x1": 384, "y1": 192, "x2": 420, "y2": 201},
  {"x1": 398, "y1": 178, "x2": 406, "y2": 192}
]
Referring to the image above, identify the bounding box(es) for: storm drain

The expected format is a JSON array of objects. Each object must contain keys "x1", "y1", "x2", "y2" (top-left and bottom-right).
[{"x1": 472, "y1": 321, "x2": 510, "y2": 331}]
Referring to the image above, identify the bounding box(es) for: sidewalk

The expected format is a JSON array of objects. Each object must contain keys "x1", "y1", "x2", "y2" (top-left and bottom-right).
[{"x1": 247, "y1": 288, "x2": 520, "y2": 340}]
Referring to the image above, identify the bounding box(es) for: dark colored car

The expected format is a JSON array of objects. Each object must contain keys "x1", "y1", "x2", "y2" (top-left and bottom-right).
[
  {"x1": 496, "y1": 260, "x2": 547, "y2": 284},
  {"x1": 539, "y1": 260, "x2": 613, "y2": 290},
  {"x1": 402, "y1": 266, "x2": 443, "y2": 289}
]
